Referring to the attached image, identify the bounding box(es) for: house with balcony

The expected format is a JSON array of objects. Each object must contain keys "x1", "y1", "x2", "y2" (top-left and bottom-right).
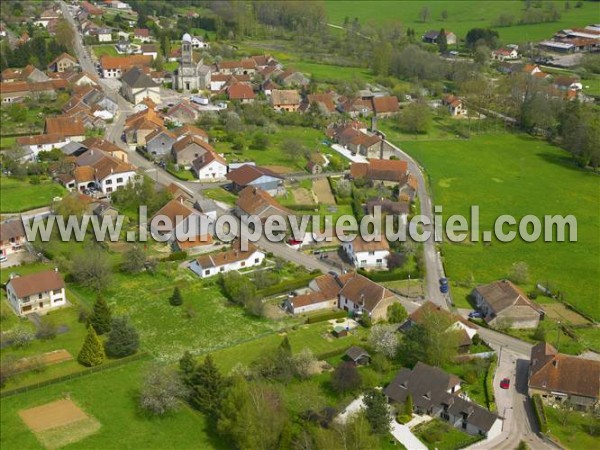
[{"x1": 6, "y1": 269, "x2": 67, "y2": 316}]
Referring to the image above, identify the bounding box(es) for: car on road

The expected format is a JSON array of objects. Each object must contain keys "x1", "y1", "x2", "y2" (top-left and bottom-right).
[
  {"x1": 328, "y1": 271, "x2": 338, "y2": 277},
  {"x1": 500, "y1": 378, "x2": 510, "y2": 389},
  {"x1": 0, "y1": 255, "x2": 8, "y2": 263},
  {"x1": 468, "y1": 311, "x2": 484, "y2": 319},
  {"x1": 439, "y1": 277, "x2": 449, "y2": 293}
]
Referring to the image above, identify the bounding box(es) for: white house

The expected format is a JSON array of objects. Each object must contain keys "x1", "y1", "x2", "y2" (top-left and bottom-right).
[
  {"x1": 6, "y1": 269, "x2": 67, "y2": 316},
  {"x1": 491, "y1": 48, "x2": 519, "y2": 61},
  {"x1": 191, "y1": 151, "x2": 227, "y2": 181},
  {"x1": 191, "y1": 36, "x2": 209, "y2": 49},
  {"x1": 95, "y1": 28, "x2": 113, "y2": 42},
  {"x1": 189, "y1": 242, "x2": 265, "y2": 278},
  {"x1": 16, "y1": 134, "x2": 69, "y2": 158},
  {"x1": 342, "y1": 235, "x2": 390, "y2": 269}
]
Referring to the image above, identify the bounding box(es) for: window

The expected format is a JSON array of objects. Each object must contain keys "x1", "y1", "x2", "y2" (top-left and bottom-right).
[
  {"x1": 106, "y1": 187, "x2": 113, "y2": 193},
  {"x1": 204, "y1": 269, "x2": 210, "y2": 275},
  {"x1": 52, "y1": 289, "x2": 61, "y2": 295},
  {"x1": 376, "y1": 259, "x2": 382, "y2": 263},
  {"x1": 38, "y1": 293, "x2": 42, "y2": 299},
  {"x1": 220, "y1": 267, "x2": 225, "y2": 272},
  {"x1": 117, "y1": 177, "x2": 123, "y2": 183},
  {"x1": 369, "y1": 251, "x2": 375, "y2": 255},
  {"x1": 254, "y1": 258, "x2": 259, "y2": 263},
  {"x1": 105, "y1": 179, "x2": 113, "y2": 185},
  {"x1": 240, "y1": 262, "x2": 245, "y2": 267}
]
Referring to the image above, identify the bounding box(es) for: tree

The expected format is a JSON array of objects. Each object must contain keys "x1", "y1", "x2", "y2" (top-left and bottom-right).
[
  {"x1": 465, "y1": 28, "x2": 499, "y2": 49},
  {"x1": 221, "y1": 272, "x2": 257, "y2": 307},
  {"x1": 88, "y1": 295, "x2": 112, "y2": 335},
  {"x1": 77, "y1": 326, "x2": 105, "y2": 367},
  {"x1": 71, "y1": 248, "x2": 111, "y2": 291},
  {"x1": 54, "y1": 194, "x2": 87, "y2": 217},
  {"x1": 331, "y1": 361, "x2": 361, "y2": 393},
  {"x1": 140, "y1": 364, "x2": 189, "y2": 415},
  {"x1": 398, "y1": 102, "x2": 432, "y2": 134},
  {"x1": 293, "y1": 347, "x2": 316, "y2": 379},
  {"x1": 418, "y1": 6, "x2": 430, "y2": 22},
  {"x1": 105, "y1": 317, "x2": 139, "y2": 357},
  {"x1": 368, "y1": 325, "x2": 399, "y2": 359},
  {"x1": 387, "y1": 302, "x2": 408, "y2": 324},
  {"x1": 509, "y1": 261, "x2": 529, "y2": 284},
  {"x1": 405, "y1": 393, "x2": 414, "y2": 416},
  {"x1": 179, "y1": 350, "x2": 196, "y2": 381},
  {"x1": 436, "y1": 28, "x2": 448, "y2": 53},
  {"x1": 54, "y1": 18, "x2": 74, "y2": 53},
  {"x1": 190, "y1": 354, "x2": 226, "y2": 417},
  {"x1": 170, "y1": 287, "x2": 183, "y2": 306},
  {"x1": 121, "y1": 245, "x2": 146, "y2": 274},
  {"x1": 217, "y1": 376, "x2": 288, "y2": 449},
  {"x1": 363, "y1": 389, "x2": 390, "y2": 435},
  {"x1": 474, "y1": 45, "x2": 491, "y2": 65},
  {"x1": 372, "y1": 41, "x2": 392, "y2": 76},
  {"x1": 281, "y1": 138, "x2": 307, "y2": 161}
]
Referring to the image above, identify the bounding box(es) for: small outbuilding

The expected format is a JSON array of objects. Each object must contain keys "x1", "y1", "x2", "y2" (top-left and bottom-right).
[{"x1": 344, "y1": 346, "x2": 371, "y2": 365}]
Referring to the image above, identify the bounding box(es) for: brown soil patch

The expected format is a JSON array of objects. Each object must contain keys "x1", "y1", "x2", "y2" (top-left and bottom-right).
[
  {"x1": 263, "y1": 165, "x2": 294, "y2": 174},
  {"x1": 542, "y1": 303, "x2": 590, "y2": 326},
  {"x1": 16, "y1": 349, "x2": 73, "y2": 372},
  {"x1": 313, "y1": 178, "x2": 336, "y2": 205},
  {"x1": 19, "y1": 399, "x2": 100, "y2": 449},
  {"x1": 293, "y1": 188, "x2": 315, "y2": 205}
]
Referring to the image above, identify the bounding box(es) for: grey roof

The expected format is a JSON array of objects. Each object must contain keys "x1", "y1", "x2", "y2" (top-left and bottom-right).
[
  {"x1": 442, "y1": 394, "x2": 499, "y2": 432},
  {"x1": 60, "y1": 141, "x2": 88, "y2": 156},
  {"x1": 194, "y1": 199, "x2": 217, "y2": 213},
  {"x1": 345, "y1": 346, "x2": 370, "y2": 362},
  {"x1": 121, "y1": 67, "x2": 158, "y2": 89}
]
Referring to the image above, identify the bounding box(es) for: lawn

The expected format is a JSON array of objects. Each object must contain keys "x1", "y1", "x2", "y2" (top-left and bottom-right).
[
  {"x1": 400, "y1": 133, "x2": 600, "y2": 321},
  {"x1": 91, "y1": 44, "x2": 118, "y2": 57},
  {"x1": 0, "y1": 177, "x2": 67, "y2": 213},
  {"x1": 544, "y1": 405, "x2": 600, "y2": 450},
  {"x1": 0, "y1": 359, "x2": 227, "y2": 450},
  {"x1": 0, "y1": 136, "x2": 16, "y2": 149},
  {"x1": 164, "y1": 61, "x2": 179, "y2": 72},
  {"x1": 202, "y1": 187, "x2": 237, "y2": 205},
  {"x1": 413, "y1": 419, "x2": 483, "y2": 450},
  {"x1": 325, "y1": 1, "x2": 595, "y2": 44}
]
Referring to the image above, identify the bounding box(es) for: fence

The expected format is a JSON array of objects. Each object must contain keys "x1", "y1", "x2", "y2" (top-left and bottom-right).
[{"x1": 1, "y1": 352, "x2": 150, "y2": 398}]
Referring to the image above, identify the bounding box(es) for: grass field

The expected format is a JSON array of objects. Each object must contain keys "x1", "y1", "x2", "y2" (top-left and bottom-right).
[
  {"x1": 544, "y1": 405, "x2": 599, "y2": 449},
  {"x1": 91, "y1": 44, "x2": 118, "y2": 58},
  {"x1": 400, "y1": 134, "x2": 600, "y2": 320},
  {"x1": 0, "y1": 177, "x2": 67, "y2": 213},
  {"x1": 0, "y1": 359, "x2": 226, "y2": 449},
  {"x1": 325, "y1": 1, "x2": 596, "y2": 44},
  {"x1": 0, "y1": 136, "x2": 16, "y2": 149},
  {"x1": 413, "y1": 418, "x2": 483, "y2": 450}
]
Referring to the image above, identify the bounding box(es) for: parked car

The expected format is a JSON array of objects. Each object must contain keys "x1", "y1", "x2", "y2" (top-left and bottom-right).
[
  {"x1": 0, "y1": 255, "x2": 8, "y2": 263},
  {"x1": 328, "y1": 271, "x2": 338, "y2": 277},
  {"x1": 500, "y1": 378, "x2": 510, "y2": 389},
  {"x1": 468, "y1": 311, "x2": 484, "y2": 319}
]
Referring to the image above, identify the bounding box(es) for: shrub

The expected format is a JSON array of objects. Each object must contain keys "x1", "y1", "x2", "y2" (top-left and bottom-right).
[
  {"x1": 397, "y1": 413, "x2": 412, "y2": 424},
  {"x1": 532, "y1": 394, "x2": 548, "y2": 433},
  {"x1": 36, "y1": 321, "x2": 58, "y2": 340},
  {"x1": 170, "y1": 287, "x2": 183, "y2": 306},
  {"x1": 77, "y1": 326, "x2": 105, "y2": 367},
  {"x1": 105, "y1": 317, "x2": 139, "y2": 358},
  {"x1": 166, "y1": 251, "x2": 188, "y2": 261},
  {"x1": 8, "y1": 326, "x2": 34, "y2": 348},
  {"x1": 305, "y1": 310, "x2": 347, "y2": 324}
]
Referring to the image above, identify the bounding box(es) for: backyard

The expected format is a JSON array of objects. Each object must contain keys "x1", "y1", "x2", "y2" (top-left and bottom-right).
[
  {"x1": 413, "y1": 418, "x2": 483, "y2": 450},
  {"x1": 0, "y1": 177, "x2": 66, "y2": 213}
]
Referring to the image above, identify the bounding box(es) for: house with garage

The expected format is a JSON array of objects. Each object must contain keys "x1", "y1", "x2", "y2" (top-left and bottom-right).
[
  {"x1": 81, "y1": 137, "x2": 129, "y2": 162},
  {"x1": 189, "y1": 242, "x2": 266, "y2": 278},
  {"x1": 528, "y1": 342, "x2": 600, "y2": 411},
  {"x1": 123, "y1": 107, "x2": 164, "y2": 148},
  {"x1": 342, "y1": 235, "x2": 390, "y2": 270},
  {"x1": 47, "y1": 53, "x2": 78, "y2": 73},
  {"x1": 442, "y1": 94, "x2": 467, "y2": 116},
  {"x1": 226, "y1": 164, "x2": 284, "y2": 196},
  {"x1": 166, "y1": 100, "x2": 199, "y2": 125},
  {"x1": 472, "y1": 280, "x2": 543, "y2": 329},
  {"x1": 270, "y1": 89, "x2": 301, "y2": 112},
  {"x1": 191, "y1": 151, "x2": 227, "y2": 181},
  {"x1": 145, "y1": 127, "x2": 177, "y2": 158},
  {"x1": 385, "y1": 362, "x2": 502, "y2": 439},
  {"x1": 399, "y1": 301, "x2": 478, "y2": 353},
  {"x1": 133, "y1": 28, "x2": 152, "y2": 42},
  {"x1": 150, "y1": 197, "x2": 213, "y2": 244},
  {"x1": 6, "y1": 269, "x2": 67, "y2": 316},
  {"x1": 120, "y1": 67, "x2": 161, "y2": 105},
  {"x1": 328, "y1": 122, "x2": 382, "y2": 157},
  {"x1": 337, "y1": 272, "x2": 396, "y2": 321},
  {"x1": 172, "y1": 135, "x2": 216, "y2": 169},
  {"x1": 1, "y1": 220, "x2": 27, "y2": 257}
]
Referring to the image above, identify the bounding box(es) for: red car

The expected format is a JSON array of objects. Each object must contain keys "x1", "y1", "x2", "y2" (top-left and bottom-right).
[{"x1": 500, "y1": 378, "x2": 510, "y2": 389}]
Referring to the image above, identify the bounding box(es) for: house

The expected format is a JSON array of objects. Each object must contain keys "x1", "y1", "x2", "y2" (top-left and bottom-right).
[
  {"x1": 227, "y1": 82, "x2": 255, "y2": 103},
  {"x1": 399, "y1": 302, "x2": 478, "y2": 353},
  {"x1": 150, "y1": 197, "x2": 212, "y2": 243},
  {"x1": 299, "y1": 93, "x2": 337, "y2": 115},
  {"x1": 81, "y1": 137, "x2": 128, "y2": 162},
  {"x1": 172, "y1": 135, "x2": 215, "y2": 169},
  {"x1": 47, "y1": 53, "x2": 78, "y2": 73},
  {"x1": 165, "y1": 182, "x2": 193, "y2": 202},
  {"x1": 226, "y1": 165, "x2": 284, "y2": 195},
  {"x1": 342, "y1": 235, "x2": 390, "y2": 270},
  {"x1": 261, "y1": 79, "x2": 279, "y2": 96},
  {"x1": 5, "y1": 269, "x2": 67, "y2": 316},
  {"x1": 284, "y1": 272, "x2": 346, "y2": 315},
  {"x1": 384, "y1": 363, "x2": 502, "y2": 439},
  {"x1": 0, "y1": 220, "x2": 27, "y2": 257},
  {"x1": 423, "y1": 30, "x2": 457, "y2": 45},
  {"x1": 0, "y1": 80, "x2": 68, "y2": 103},
  {"x1": 491, "y1": 48, "x2": 519, "y2": 61},
  {"x1": 172, "y1": 124, "x2": 209, "y2": 142},
  {"x1": 442, "y1": 94, "x2": 467, "y2": 116},
  {"x1": 329, "y1": 123, "x2": 382, "y2": 157},
  {"x1": 350, "y1": 159, "x2": 408, "y2": 184},
  {"x1": 100, "y1": 55, "x2": 153, "y2": 78},
  {"x1": 191, "y1": 151, "x2": 227, "y2": 181},
  {"x1": 528, "y1": 342, "x2": 600, "y2": 411},
  {"x1": 172, "y1": 234, "x2": 213, "y2": 255},
  {"x1": 166, "y1": 100, "x2": 199, "y2": 125},
  {"x1": 191, "y1": 36, "x2": 209, "y2": 49},
  {"x1": 235, "y1": 186, "x2": 291, "y2": 221},
  {"x1": 215, "y1": 59, "x2": 257, "y2": 76},
  {"x1": 472, "y1": 280, "x2": 543, "y2": 329},
  {"x1": 193, "y1": 199, "x2": 219, "y2": 221},
  {"x1": 553, "y1": 76, "x2": 583, "y2": 92},
  {"x1": 189, "y1": 242, "x2": 266, "y2": 278},
  {"x1": 45, "y1": 117, "x2": 86, "y2": 142},
  {"x1": 141, "y1": 44, "x2": 158, "y2": 60},
  {"x1": 270, "y1": 89, "x2": 301, "y2": 112},
  {"x1": 372, "y1": 95, "x2": 400, "y2": 117},
  {"x1": 120, "y1": 67, "x2": 161, "y2": 105},
  {"x1": 366, "y1": 198, "x2": 410, "y2": 217},
  {"x1": 16, "y1": 133, "x2": 69, "y2": 158},
  {"x1": 344, "y1": 346, "x2": 371, "y2": 365},
  {"x1": 145, "y1": 127, "x2": 177, "y2": 158},
  {"x1": 123, "y1": 107, "x2": 164, "y2": 147},
  {"x1": 94, "y1": 27, "x2": 113, "y2": 42},
  {"x1": 133, "y1": 28, "x2": 152, "y2": 42},
  {"x1": 337, "y1": 272, "x2": 396, "y2": 320},
  {"x1": 1, "y1": 65, "x2": 50, "y2": 83},
  {"x1": 277, "y1": 70, "x2": 310, "y2": 87}
]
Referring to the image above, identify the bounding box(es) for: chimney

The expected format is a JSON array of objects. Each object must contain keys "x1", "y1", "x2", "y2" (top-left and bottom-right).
[{"x1": 90, "y1": 149, "x2": 93, "y2": 155}]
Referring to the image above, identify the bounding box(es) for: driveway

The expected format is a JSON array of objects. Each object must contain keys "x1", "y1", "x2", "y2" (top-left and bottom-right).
[
  {"x1": 330, "y1": 144, "x2": 368, "y2": 163},
  {"x1": 390, "y1": 421, "x2": 427, "y2": 450}
]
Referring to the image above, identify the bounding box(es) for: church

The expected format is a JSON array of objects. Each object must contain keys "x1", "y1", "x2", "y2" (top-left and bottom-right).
[{"x1": 173, "y1": 33, "x2": 211, "y2": 92}]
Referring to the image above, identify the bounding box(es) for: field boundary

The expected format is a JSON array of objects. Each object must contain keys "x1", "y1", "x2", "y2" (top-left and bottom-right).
[{"x1": 1, "y1": 352, "x2": 150, "y2": 399}]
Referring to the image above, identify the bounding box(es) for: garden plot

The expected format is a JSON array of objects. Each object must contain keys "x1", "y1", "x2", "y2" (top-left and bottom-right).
[
  {"x1": 293, "y1": 188, "x2": 316, "y2": 205},
  {"x1": 313, "y1": 178, "x2": 336, "y2": 205},
  {"x1": 541, "y1": 303, "x2": 591, "y2": 327},
  {"x1": 19, "y1": 398, "x2": 100, "y2": 449}
]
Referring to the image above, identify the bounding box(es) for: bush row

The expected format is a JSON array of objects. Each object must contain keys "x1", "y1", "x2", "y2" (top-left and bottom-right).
[
  {"x1": 287, "y1": 204, "x2": 319, "y2": 212},
  {"x1": 532, "y1": 394, "x2": 548, "y2": 433},
  {"x1": 257, "y1": 274, "x2": 317, "y2": 298},
  {"x1": 305, "y1": 310, "x2": 347, "y2": 324},
  {"x1": 484, "y1": 356, "x2": 497, "y2": 412},
  {"x1": 357, "y1": 268, "x2": 417, "y2": 282}
]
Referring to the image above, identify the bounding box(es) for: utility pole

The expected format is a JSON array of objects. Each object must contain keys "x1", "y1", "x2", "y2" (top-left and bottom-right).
[{"x1": 556, "y1": 321, "x2": 561, "y2": 349}]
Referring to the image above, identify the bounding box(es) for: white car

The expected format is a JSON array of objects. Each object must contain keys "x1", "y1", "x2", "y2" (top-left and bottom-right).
[{"x1": 0, "y1": 255, "x2": 8, "y2": 263}]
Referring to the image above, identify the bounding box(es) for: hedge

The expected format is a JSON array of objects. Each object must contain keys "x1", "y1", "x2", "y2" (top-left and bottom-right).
[
  {"x1": 257, "y1": 274, "x2": 317, "y2": 298},
  {"x1": 287, "y1": 204, "x2": 318, "y2": 212},
  {"x1": 164, "y1": 251, "x2": 188, "y2": 261},
  {"x1": 484, "y1": 356, "x2": 497, "y2": 411},
  {"x1": 357, "y1": 268, "x2": 417, "y2": 282},
  {"x1": 305, "y1": 310, "x2": 347, "y2": 324},
  {"x1": 532, "y1": 394, "x2": 548, "y2": 433}
]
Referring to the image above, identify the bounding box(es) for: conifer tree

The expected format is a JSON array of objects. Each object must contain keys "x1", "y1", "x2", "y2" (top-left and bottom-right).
[
  {"x1": 170, "y1": 287, "x2": 183, "y2": 306},
  {"x1": 78, "y1": 326, "x2": 105, "y2": 367},
  {"x1": 89, "y1": 295, "x2": 112, "y2": 335}
]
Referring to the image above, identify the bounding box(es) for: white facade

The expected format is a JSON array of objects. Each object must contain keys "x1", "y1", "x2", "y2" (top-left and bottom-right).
[
  {"x1": 102, "y1": 67, "x2": 123, "y2": 78},
  {"x1": 98, "y1": 170, "x2": 137, "y2": 194},
  {"x1": 6, "y1": 281, "x2": 66, "y2": 316},
  {"x1": 98, "y1": 32, "x2": 112, "y2": 42},
  {"x1": 125, "y1": 86, "x2": 161, "y2": 105},
  {"x1": 19, "y1": 139, "x2": 69, "y2": 157},
  {"x1": 210, "y1": 80, "x2": 228, "y2": 91},
  {"x1": 342, "y1": 242, "x2": 390, "y2": 269},
  {"x1": 194, "y1": 159, "x2": 227, "y2": 181},
  {"x1": 189, "y1": 250, "x2": 265, "y2": 278},
  {"x1": 191, "y1": 37, "x2": 209, "y2": 49}
]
